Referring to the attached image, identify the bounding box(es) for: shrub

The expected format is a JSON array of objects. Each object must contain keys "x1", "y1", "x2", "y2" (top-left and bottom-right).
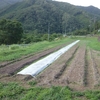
[{"x1": 9, "y1": 45, "x2": 20, "y2": 50}]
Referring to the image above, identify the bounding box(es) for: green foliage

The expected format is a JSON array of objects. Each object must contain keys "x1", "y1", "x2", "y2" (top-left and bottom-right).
[
  {"x1": 0, "y1": 19, "x2": 23, "y2": 44},
  {"x1": 0, "y1": 36, "x2": 100, "y2": 62},
  {"x1": 21, "y1": 86, "x2": 73, "y2": 100},
  {"x1": 69, "y1": 36, "x2": 100, "y2": 51},
  {"x1": 87, "y1": 37, "x2": 100, "y2": 51},
  {"x1": 0, "y1": 38, "x2": 74, "y2": 61},
  {"x1": 78, "y1": 6, "x2": 100, "y2": 18},
  {"x1": 0, "y1": 0, "x2": 23, "y2": 9},
  {"x1": 21, "y1": 32, "x2": 62, "y2": 43},
  {"x1": 0, "y1": 0, "x2": 92, "y2": 34},
  {"x1": 85, "y1": 90, "x2": 100, "y2": 100},
  {"x1": 21, "y1": 33, "x2": 43, "y2": 43},
  {"x1": 9, "y1": 44, "x2": 20, "y2": 50},
  {"x1": 73, "y1": 29, "x2": 89, "y2": 35},
  {"x1": 94, "y1": 21, "x2": 100, "y2": 30},
  {"x1": 1, "y1": 82, "x2": 100, "y2": 100},
  {"x1": 0, "y1": 82, "x2": 24, "y2": 100}
]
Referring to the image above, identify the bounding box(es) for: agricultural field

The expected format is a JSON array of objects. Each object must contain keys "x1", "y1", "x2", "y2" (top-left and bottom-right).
[{"x1": 1, "y1": 36, "x2": 100, "y2": 100}]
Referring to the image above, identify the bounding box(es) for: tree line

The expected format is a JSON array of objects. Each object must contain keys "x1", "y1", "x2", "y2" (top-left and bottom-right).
[
  {"x1": 0, "y1": 18, "x2": 100, "y2": 45},
  {"x1": 0, "y1": 19, "x2": 23, "y2": 44},
  {"x1": 0, "y1": 0, "x2": 91, "y2": 34},
  {"x1": 0, "y1": 19, "x2": 63, "y2": 45}
]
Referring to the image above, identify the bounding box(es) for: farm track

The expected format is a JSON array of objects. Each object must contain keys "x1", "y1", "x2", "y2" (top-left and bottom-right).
[{"x1": 0, "y1": 44, "x2": 67, "y2": 76}]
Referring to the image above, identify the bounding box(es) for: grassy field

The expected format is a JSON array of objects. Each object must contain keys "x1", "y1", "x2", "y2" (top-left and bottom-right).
[
  {"x1": 73, "y1": 36, "x2": 100, "y2": 50},
  {"x1": 1, "y1": 36, "x2": 99, "y2": 62},
  {"x1": 0, "y1": 82, "x2": 100, "y2": 100},
  {"x1": 0, "y1": 36, "x2": 100, "y2": 100},
  {"x1": 0, "y1": 38, "x2": 75, "y2": 62}
]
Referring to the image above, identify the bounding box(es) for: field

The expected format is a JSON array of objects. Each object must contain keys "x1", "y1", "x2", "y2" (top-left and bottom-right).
[{"x1": 1, "y1": 36, "x2": 100, "y2": 100}]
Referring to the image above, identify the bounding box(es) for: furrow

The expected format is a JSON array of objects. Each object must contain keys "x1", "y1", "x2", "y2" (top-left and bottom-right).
[
  {"x1": 84, "y1": 48, "x2": 94, "y2": 88},
  {"x1": 60, "y1": 46, "x2": 86, "y2": 86},
  {"x1": 54, "y1": 46, "x2": 79, "y2": 79},
  {"x1": 35, "y1": 44, "x2": 79, "y2": 86},
  {"x1": 90, "y1": 50, "x2": 100, "y2": 86}
]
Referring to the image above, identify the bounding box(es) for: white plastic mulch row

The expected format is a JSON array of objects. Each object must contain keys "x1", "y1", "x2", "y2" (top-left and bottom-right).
[{"x1": 17, "y1": 40, "x2": 80, "y2": 77}]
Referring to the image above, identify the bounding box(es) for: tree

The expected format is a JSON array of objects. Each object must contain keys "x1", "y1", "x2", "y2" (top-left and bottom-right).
[
  {"x1": 0, "y1": 19, "x2": 23, "y2": 44},
  {"x1": 94, "y1": 21, "x2": 100, "y2": 30},
  {"x1": 62, "y1": 13, "x2": 70, "y2": 35}
]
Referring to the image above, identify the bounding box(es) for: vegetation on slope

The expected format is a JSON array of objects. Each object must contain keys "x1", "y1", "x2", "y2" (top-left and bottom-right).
[
  {"x1": 0, "y1": 0, "x2": 90, "y2": 33},
  {"x1": 0, "y1": 0, "x2": 100, "y2": 45},
  {"x1": 0, "y1": 0, "x2": 23, "y2": 9}
]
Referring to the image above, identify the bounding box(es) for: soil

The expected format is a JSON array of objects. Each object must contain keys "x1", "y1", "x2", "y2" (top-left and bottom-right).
[
  {"x1": 35, "y1": 44, "x2": 79, "y2": 86},
  {"x1": 0, "y1": 44, "x2": 66, "y2": 76},
  {"x1": 0, "y1": 42, "x2": 100, "y2": 91},
  {"x1": 34, "y1": 45, "x2": 100, "y2": 91}
]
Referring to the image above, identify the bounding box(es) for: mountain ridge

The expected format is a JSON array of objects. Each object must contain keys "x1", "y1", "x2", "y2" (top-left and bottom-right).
[
  {"x1": 77, "y1": 5, "x2": 100, "y2": 18},
  {"x1": 0, "y1": 0, "x2": 100, "y2": 33}
]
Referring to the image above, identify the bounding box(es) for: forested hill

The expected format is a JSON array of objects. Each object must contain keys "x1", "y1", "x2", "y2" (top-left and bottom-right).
[
  {"x1": 0, "y1": 0, "x2": 23, "y2": 9},
  {"x1": 77, "y1": 6, "x2": 100, "y2": 18},
  {"x1": 0, "y1": 0, "x2": 100, "y2": 33}
]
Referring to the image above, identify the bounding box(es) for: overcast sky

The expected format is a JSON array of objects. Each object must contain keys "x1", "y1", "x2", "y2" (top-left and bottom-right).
[{"x1": 54, "y1": 0, "x2": 100, "y2": 9}]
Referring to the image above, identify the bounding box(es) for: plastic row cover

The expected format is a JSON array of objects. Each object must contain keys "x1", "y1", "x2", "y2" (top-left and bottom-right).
[{"x1": 17, "y1": 40, "x2": 80, "y2": 77}]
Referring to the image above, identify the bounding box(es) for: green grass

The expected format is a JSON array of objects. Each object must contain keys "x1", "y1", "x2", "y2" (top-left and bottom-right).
[
  {"x1": 71, "y1": 36, "x2": 100, "y2": 51},
  {"x1": 0, "y1": 38, "x2": 75, "y2": 62},
  {"x1": 87, "y1": 37, "x2": 100, "y2": 51},
  {"x1": 0, "y1": 82, "x2": 24, "y2": 100},
  {"x1": 1, "y1": 82, "x2": 100, "y2": 100},
  {"x1": 2, "y1": 36, "x2": 99, "y2": 62}
]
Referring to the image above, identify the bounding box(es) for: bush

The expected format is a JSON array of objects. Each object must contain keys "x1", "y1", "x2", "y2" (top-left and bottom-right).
[{"x1": 9, "y1": 45, "x2": 20, "y2": 50}]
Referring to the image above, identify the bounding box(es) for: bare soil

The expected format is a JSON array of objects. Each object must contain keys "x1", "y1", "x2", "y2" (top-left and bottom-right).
[
  {"x1": 0, "y1": 43, "x2": 100, "y2": 91},
  {"x1": 34, "y1": 45, "x2": 100, "y2": 91},
  {"x1": 0, "y1": 44, "x2": 66, "y2": 76},
  {"x1": 35, "y1": 44, "x2": 79, "y2": 86}
]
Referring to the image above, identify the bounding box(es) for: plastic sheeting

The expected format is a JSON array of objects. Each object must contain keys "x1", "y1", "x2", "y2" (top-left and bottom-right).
[{"x1": 17, "y1": 40, "x2": 80, "y2": 76}]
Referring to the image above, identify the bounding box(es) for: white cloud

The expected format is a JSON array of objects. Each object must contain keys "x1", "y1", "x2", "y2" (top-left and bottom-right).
[{"x1": 54, "y1": 0, "x2": 100, "y2": 9}]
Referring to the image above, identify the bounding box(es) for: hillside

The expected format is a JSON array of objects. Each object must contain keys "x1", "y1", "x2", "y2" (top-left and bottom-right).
[
  {"x1": 77, "y1": 5, "x2": 100, "y2": 18},
  {"x1": 0, "y1": 0, "x2": 100, "y2": 33},
  {"x1": 0, "y1": 0, "x2": 23, "y2": 9}
]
